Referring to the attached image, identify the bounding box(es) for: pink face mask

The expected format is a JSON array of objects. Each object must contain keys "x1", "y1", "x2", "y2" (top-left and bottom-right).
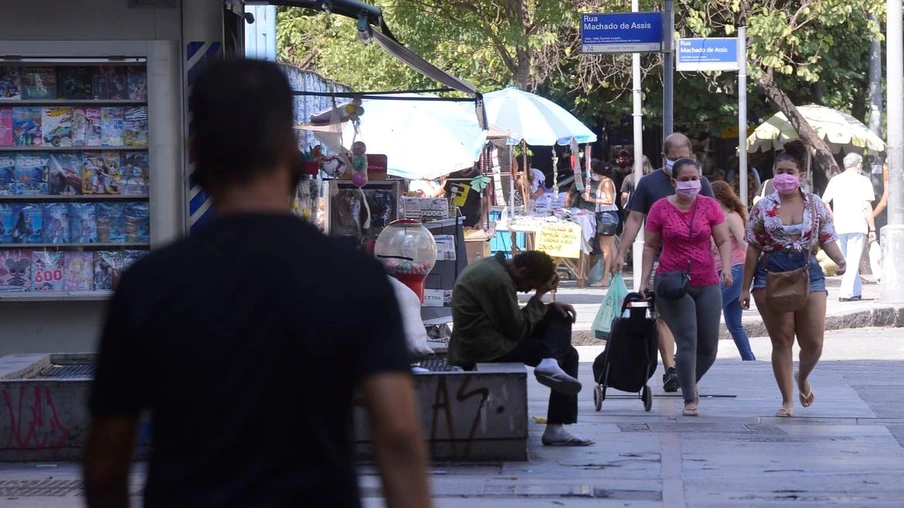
[
  {"x1": 773, "y1": 173, "x2": 801, "y2": 195},
  {"x1": 675, "y1": 180, "x2": 701, "y2": 199}
]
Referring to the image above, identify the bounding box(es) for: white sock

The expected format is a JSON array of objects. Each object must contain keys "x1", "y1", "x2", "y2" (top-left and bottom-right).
[
  {"x1": 536, "y1": 358, "x2": 561, "y2": 372},
  {"x1": 543, "y1": 424, "x2": 564, "y2": 437}
]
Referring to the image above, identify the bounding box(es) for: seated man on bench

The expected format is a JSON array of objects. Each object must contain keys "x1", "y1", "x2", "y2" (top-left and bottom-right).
[{"x1": 448, "y1": 250, "x2": 594, "y2": 447}]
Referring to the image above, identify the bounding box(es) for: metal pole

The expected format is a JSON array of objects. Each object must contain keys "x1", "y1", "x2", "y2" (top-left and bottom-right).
[
  {"x1": 882, "y1": 0, "x2": 904, "y2": 302},
  {"x1": 631, "y1": 0, "x2": 645, "y2": 289},
  {"x1": 662, "y1": 0, "x2": 675, "y2": 139},
  {"x1": 869, "y1": 14, "x2": 883, "y2": 138},
  {"x1": 738, "y1": 28, "x2": 748, "y2": 207}
]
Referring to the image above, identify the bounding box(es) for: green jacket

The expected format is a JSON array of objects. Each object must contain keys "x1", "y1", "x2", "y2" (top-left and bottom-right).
[{"x1": 448, "y1": 252, "x2": 548, "y2": 365}]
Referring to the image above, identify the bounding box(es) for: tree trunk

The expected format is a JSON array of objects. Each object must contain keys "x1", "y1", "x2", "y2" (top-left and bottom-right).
[
  {"x1": 513, "y1": 48, "x2": 531, "y2": 90},
  {"x1": 758, "y1": 70, "x2": 840, "y2": 179}
]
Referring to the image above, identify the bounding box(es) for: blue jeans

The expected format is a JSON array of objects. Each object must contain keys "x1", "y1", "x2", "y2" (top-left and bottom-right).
[
  {"x1": 753, "y1": 251, "x2": 827, "y2": 294},
  {"x1": 836, "y1": 232, "x2": 865, "y2": 298},
  {"x1": 721, "y1": 264, "x2": 755, "y2": 361}
]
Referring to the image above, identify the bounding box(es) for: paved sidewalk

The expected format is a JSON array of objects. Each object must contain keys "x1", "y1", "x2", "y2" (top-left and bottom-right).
[{"x1": 3, "y1": 328, "x2": 904, "y2": 507}]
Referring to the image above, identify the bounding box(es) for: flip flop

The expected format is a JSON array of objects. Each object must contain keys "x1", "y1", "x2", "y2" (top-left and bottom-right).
[
  {"x1": 776, "y1": 407, "x2": 794, "y2": 417},
  {"x1": 542, "y1": 434, "x2": 595, "y2": 447},
  {"x1": 682, "y1": 407, "x2": 699, "y2": 417},
  {"x1": 796, "y1": 372, "x2": 815, "y2": 408},
  {"x1": 534, "y1": 370, "x2": 582, "y2": 396}
]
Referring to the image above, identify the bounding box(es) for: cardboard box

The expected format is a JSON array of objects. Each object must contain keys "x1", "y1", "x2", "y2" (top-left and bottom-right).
[{"x1": 465, "y1": 238, "x2": 491, "y2": 263}]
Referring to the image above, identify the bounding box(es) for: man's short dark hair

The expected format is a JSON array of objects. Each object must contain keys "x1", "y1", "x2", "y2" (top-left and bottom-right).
[
  {"x1": 512, "y1": 251, "x2": 556, "y2": 283},
  {"x1": 190, "y1": 58, "x2": 296, "y2": 192}
]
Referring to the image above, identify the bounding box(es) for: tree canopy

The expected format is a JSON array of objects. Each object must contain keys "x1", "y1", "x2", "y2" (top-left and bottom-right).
[{"x1": 277, "y1": 0, "x2": 886, "y2": 174}]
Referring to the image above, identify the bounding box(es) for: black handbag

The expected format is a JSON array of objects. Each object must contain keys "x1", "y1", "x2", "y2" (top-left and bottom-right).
[
  {"x1": 654, "y1": 201, "x2": 698, "y2": 301},
  {"x1": 596, "y1": 212, "x2": 619, "y2": 236}
]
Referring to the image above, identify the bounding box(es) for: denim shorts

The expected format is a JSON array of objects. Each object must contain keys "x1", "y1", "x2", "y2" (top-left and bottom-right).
[{"x1": 753, "y1": 251, "x2": 827, "y2": 294}]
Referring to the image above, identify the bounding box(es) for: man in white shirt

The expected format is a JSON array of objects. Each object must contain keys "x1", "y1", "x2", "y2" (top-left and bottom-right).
[{"x1": 822, "y1": 153, "x2": 877, "y2": 301}]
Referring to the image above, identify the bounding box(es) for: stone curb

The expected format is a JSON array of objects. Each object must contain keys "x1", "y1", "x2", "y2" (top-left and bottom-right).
[{"x1": 571, "y1": 305, "x2": 904, "y2": 346}]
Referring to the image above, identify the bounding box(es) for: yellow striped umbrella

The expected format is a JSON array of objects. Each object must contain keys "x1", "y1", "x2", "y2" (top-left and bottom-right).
[{"x1": 746, "y1": 104, "x2": 886, "y2": 155}]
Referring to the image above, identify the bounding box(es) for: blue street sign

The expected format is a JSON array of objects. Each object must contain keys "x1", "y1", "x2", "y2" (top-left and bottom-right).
[
  {"x1": 580, "y1": 12, "x2": 663, "y2": 54},
  {"x1": 676, "y1": 38, "x2": 739, "y2": 72}
]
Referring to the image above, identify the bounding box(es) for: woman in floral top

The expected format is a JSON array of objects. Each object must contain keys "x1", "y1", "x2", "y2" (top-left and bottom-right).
[{"x1": 740, "y1": 141, "x2": 847, "y2": 417}]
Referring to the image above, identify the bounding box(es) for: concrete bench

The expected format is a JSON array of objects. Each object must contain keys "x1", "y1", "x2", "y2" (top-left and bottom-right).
[
  {"x1": 0, "y1": 354, "x2": 529, "y2": 463},
  {"x1": 354, "y1": 362, "x2": 529, "y2": 462}
]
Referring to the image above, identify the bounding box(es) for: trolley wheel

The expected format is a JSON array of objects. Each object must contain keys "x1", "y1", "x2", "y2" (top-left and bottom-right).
[
  {"x1": 593, "y1": 385, "x2": 603, "y2": 411},
  {"x1": 642, "y1": 385, "x2": 653, "y2": 412}
]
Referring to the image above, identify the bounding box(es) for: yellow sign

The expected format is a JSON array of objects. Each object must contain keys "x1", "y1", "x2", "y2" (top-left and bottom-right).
[{"x1": 535, "y1": 222, "x2": 583, "y2": 259}]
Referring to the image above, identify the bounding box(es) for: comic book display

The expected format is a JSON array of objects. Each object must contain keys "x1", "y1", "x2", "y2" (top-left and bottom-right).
[{"x1": 0, "y1": 63, "x2": 150, "y2": 295}]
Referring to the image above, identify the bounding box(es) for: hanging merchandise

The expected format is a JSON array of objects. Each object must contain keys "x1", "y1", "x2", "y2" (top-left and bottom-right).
[
  {"x1": 341, "y1": 96, "x2": 371, "y2": 230},
  {"x1": 570, "y1": 137, "x2": 583, "y2": 192},
  {"x1": 351, "y1": 140, "x2": 369, "y2": 187},
  {"x1": 584, "y1": 144, "x2": 592, "y2": 185}
]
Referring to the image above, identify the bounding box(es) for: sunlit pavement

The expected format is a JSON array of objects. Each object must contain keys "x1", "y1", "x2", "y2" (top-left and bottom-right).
[{"x1": 4, "y1": 328, "x2": 904, "y2": 507}]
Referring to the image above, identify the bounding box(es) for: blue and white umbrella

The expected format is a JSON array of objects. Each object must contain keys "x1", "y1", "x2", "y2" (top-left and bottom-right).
[
  {"x1": 481, "y1": 87, "x2": 596, "y2": 146},
  {"x1": 301, "y1": 94, "x2": 488, "y2": 180}
]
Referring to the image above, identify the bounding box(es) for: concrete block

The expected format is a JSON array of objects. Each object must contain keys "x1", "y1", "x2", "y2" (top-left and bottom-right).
[{"x1": 354, "y1": 363, "x2": 529, "y2": 462}]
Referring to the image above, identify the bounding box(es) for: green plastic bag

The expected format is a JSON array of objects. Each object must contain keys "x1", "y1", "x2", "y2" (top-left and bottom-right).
[
  {"x1": 592, "y1": 273, "x2": 628, "y2": 340},
  {"x1": 586, "y1": 256, "x2": 604, "y2": 286}
]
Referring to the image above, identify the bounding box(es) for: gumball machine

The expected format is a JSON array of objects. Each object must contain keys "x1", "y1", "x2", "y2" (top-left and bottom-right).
[{"x1": 375, "y1": 219, "x2": 437, "y2": 302}]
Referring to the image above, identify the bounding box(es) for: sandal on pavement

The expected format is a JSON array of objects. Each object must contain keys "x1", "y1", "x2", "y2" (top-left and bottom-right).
[
  {"x1": 542, "y1": 434, "x2": 595, "y2": 447},
  {"x1": 534, "y1": 370, "x2": 582, "y2": 396},
  {"x1": 796, "y1": 372, "x2": 815, "y2": 408},
  {"x1": 682, "y1": 398, "x2": 699, "y2": 417},
  {"x1": 775, "y1": 407, "x2": 794, "y2": 417}
]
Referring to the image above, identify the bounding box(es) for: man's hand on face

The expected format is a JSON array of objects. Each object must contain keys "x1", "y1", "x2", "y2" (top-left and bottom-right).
[
  {"x1": 535, "y1": 274, "x2": 559, "y2": 298},
  {"x1": 548, "y1": 302, "x2": 577, "y2": 323}
]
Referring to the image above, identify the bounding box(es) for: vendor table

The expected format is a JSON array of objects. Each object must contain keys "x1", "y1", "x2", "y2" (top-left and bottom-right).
[{"x1": 494, "y1": 211, "x2": 597, "y2": 287}]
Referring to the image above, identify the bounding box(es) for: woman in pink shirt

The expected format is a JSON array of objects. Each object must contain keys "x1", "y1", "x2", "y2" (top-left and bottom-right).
[{"x1": 640, "y1": 159, "x2": 734, "y2": 416}]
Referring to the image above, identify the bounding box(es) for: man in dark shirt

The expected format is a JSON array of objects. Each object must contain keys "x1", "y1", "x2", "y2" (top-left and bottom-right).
[
  {"x1": 83, "y1": 59, "x2": 431, "y2": 508},
  {"x1": 443, "y1": 167, "x2": 484, "y2": 228},
  {"x1": 448, "y1": 250, "x2": 593, "y2": 447},
  {"x1": 611, "y1": 133, "x2": 715, "y2": 394}
]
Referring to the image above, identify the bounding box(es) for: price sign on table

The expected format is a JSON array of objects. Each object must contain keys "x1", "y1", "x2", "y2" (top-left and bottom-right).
[{"x1": 535, "y1": 222, "x2": 583, "y2": 259}]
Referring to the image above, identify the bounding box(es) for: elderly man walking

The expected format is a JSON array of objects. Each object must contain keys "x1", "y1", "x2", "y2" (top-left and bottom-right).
[{"x1": 822, "y1": 153, "x2": 877, "y2": 302}]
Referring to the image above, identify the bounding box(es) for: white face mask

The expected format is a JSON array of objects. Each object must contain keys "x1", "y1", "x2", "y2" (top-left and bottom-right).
[{"x1": 664, "y1": 159, "x2": 676, "y2": 174}]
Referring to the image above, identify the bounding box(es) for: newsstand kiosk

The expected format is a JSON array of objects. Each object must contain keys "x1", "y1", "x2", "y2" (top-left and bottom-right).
[{"x1": 0, "y1": 1, "x2": 245, "y2": 355}]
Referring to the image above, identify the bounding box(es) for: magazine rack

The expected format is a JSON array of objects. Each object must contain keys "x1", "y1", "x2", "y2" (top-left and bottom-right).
[{"x1": 0, "y1": 61, "x2": 151, "y2": 299}]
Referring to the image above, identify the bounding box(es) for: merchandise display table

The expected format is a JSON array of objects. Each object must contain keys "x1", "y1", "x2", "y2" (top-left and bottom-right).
[{"x1": 493, "y1": 211, "x2": 596, "y2": 287}]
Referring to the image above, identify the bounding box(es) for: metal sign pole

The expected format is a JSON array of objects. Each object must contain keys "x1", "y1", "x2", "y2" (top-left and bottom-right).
[
  {"x1": 738, "y1": 27, "x2": 748, "y2": 207},
  {"x1": 662, "y1": 0, "x2": 675, "y2": 138},
  {"x1": 631, "y1": 0, "x2": 645, "y2": 290},
  {"x1": 882, "y1": 0, "x2": 904, "y2": 302}
]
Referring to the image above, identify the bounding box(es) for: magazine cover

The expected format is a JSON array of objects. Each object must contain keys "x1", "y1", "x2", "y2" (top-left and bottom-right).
[
  {"x1": 70, "y1": 108, "x2": 87, "y2": 147},
  {"x1": 84, "y1": 107, "x2": 102, "y2": 147},
  {"x1": 123, "y1": 107, "x2": 148, "y2": 147},
  {"x1": 43, "y1": 202, "x2": 70, "y2": 244},
  {"x1": 93, "y1": 250, "x2": 122, "y2": 290},
  {"x1": 0, "y1": 154, "x2": 14, "y2": 195},
  {"x1": 0, "y1": 108, "x2": 12, "y2": 147},
  {"x1": 47, "y1": 152, "x2": 82, "y2": 195},
  {"x1": 0, "y1": 67, "x2": 21, "y2": 100},
  {"x1": 82, "y1": 151, "x2": 120, "y2": 194},
  {"x1": 125, "y1": 202, "x2": 150, "y2": 243},
  {"x1": 32, "y1": 251, "x2": 65, "y2": 292},
  {"x1": 64, "y1": 251, "x2": 93, "y2": 291},
  {"x1": 0, "y1": 204, "x2": 15, "y2": 243},
  {"x1": 59, "y1": 66, "x2": 93, "y2": 100},
  {"x1": 21, "y1": 67, "x2": 57, "y2": 100},
  {"x1": 42, "y1": 107, "x2": 73, "y2": 147},
  {"x1": 14, "y1": 152, "x2": 49, "y2": 195},
  {"x1": 10, "y1": 204, "x2": 43, "y2": 244},
  {"x1": 13, "y1": 107, "x2": 42, "y2": 147},
  {"x1": 127, "y1": 66, "x2": 147, "y2": 101},
  {"x1": 68, "y1": 202, "x2": 97, "y2": 244},
  {"x1": 101, "y1": 107, "x2": 123, "y2": 147},
  {"x1": 0, "y1": 250, "x2": 32, "y2": 292},
  {"x1": 123, "y1": 249, "x2": 147, "y2": 272},
  {"x1": 96, "y1": 203, "x2": 124, "y2": 243},
  {"x1": 92, "y1": 67, "x2": 127, "y2": 100},
  {"x1": 121, "y1": 152, "x2": 149, "y2": 195}
]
